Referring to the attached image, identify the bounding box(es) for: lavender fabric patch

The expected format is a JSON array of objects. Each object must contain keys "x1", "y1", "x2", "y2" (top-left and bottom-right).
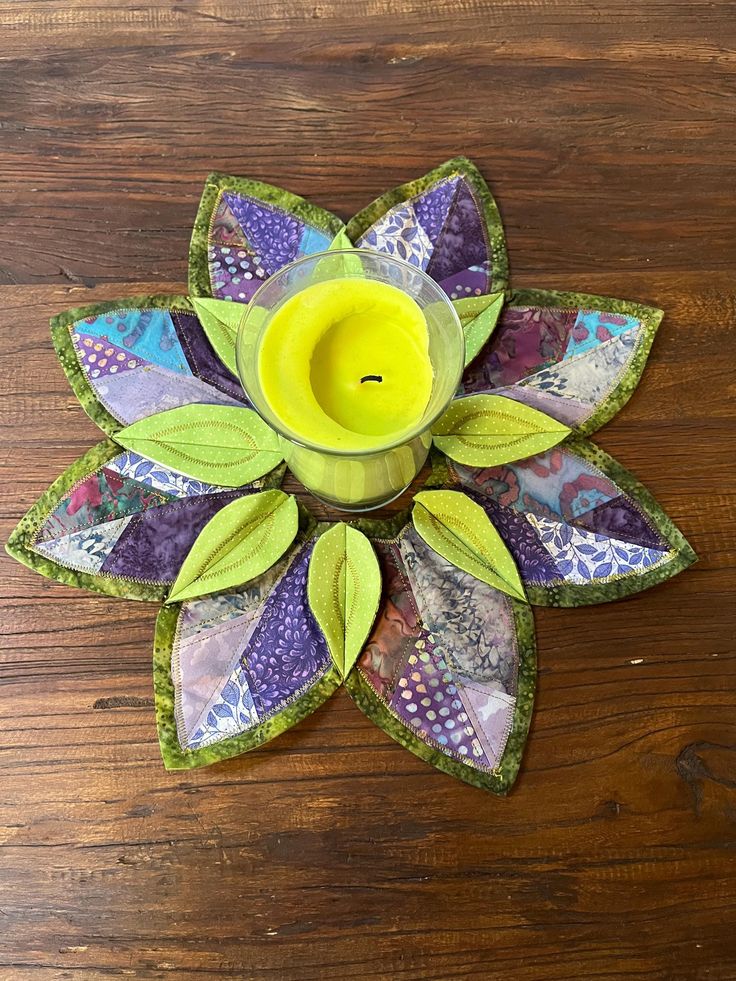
[
  {"x1": 460, "y1": 686, "x2": 515, "y2": 766},
  {"x1": 93, "y1": 363, "x2": 244, "y2": 426},
  {"x1": 175, "y1": 612, "x2": 261, "y2": 748}
]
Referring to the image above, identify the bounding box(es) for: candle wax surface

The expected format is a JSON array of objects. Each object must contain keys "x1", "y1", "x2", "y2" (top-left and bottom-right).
[{"x1": 257, "y1": 278, "x2": 434, "y2": 450}]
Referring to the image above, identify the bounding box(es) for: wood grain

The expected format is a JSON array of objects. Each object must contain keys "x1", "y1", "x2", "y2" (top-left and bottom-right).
[{"x1": 1, "y1": 1, "x2": 735, "y2": 978}]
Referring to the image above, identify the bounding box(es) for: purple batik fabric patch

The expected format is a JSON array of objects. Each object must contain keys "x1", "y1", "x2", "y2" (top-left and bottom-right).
[
  {"x1": 72, "y1": 332, "x2": 148, "y2": 379},
  {"x1": 463, "y1": 306, "x2": 576, "y2": 392},
  {"x1": 413, "y1": 176, "x2": 460, "y2": 244},
  {"x1": 397, "y1": 526, "x2": 520, "y2": 693},
  {"x1": 171, "y1": 311, "x2": 247, "y2": 403},
  {"x1": 241, "y1": 542, "x2": 331, "y2": 716},
  {"x1": 100, "y1": 489, "x2": 250, "y2": 583},
  {"x1": 389, "y1": 642, "x2": 492, "y2": 767},
  {"x1": 426, "y1": 178, "x2": 489, "y2": 284},
  {"x1": 573, "y1": 495, "x2": 668, "y2": 551},
  {"x1": 439, "y1": 264, "x2": 491, "y2": 300},
  {"x1": 221, "y1": 193, "x2": 303, "y2": 275},
  {"x1": 208, "y1": 243, "x2": 268, "y2": 303}
]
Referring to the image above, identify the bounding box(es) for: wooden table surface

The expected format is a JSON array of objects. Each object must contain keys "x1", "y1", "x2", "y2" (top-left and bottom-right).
[{"x1": 1, "y1": 2, "x2": 735, "y2": 979}]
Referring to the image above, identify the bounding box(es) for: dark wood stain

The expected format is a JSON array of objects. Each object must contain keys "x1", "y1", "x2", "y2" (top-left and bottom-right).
[{"x1": 1, "y1": 1, "x2": 735, "y2": 978}]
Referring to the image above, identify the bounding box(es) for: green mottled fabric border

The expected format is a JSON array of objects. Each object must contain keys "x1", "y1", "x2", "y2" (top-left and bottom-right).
[
  {"x1": 50, "y1": 294, "x2": 194, "y2": 437},
  {"x1": 450, "y1": 434, "x2": 695, "y2": 608},
  {"x1": 345, "y1": 156, "x2": 509, "y2": 294},
  {"x1": 189, "y1": 172, "x2": 346, "y2": 299},
  {"x1": 153, "y1": 601, "x2": 342, "y2": 770},
  {"x1": 344, "y1": 599, "x2": 536, "y2": 795},
  {"x1": 505, "y1": 288, "x2": 664, "y2": 437}
]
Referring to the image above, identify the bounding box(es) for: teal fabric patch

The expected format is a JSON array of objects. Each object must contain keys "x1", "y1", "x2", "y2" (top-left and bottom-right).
[
  {"x1": 76, "y1": 309, "x2": 192, "y2": 376},
  {"x1": 564, "y1": 310, "x2": 641, "y2": 360},
  {"x1": 299, "y1": 225, "x2": 332, "y2": 254}
]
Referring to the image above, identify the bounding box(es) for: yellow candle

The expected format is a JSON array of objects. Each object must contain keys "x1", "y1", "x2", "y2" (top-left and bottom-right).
[{"x1": 257, "y1": 278, "x2": 433, "y2": 451}]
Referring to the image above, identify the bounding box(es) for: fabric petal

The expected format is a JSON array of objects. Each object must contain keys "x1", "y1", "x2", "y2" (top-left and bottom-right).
[
  {"x1": 344, "y1": 525, "x2": 535, "y2": 795},
  {"x1": 51, "y1": 294, "x2": 248, "y2": 436},
  {"x1": 461, "y1": 288, "x2": 663, "y2": 435},
  {"x1": 155, "y1": 539, "x2": 340, "y2": 769},
  {"x1": 189, "y1": 172, "x2": 345, "y2": 302},
  {"x1": 449, "y1": 436, "x2": 696, "y2": 606},
  {"x1": 5, "y1": 440, "x2": 279, "y2": 602},
  {"x1": 346, "y1": 157, "x2": 508, "y2": 298}
]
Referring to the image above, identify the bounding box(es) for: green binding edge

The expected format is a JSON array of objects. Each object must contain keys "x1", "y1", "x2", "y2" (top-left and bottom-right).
[
  {"x1": 345, "y1": 156, "x2": 510, "y2": 294},
  {"x1": 343, "y1": 597, "x2": 536, "y2": 796},
  {"x1": 50, "y1": 294, "x2": 195, "y2": 438},
  {"x1": 451, "y1": 433, "x2": 696, "y2": 608},
  {"x1": 4, "y1": 438, "x2": 288, "y2": 604},
  {"x1": 504, "y1": 288, "x2": 665, "y2": 437},
  {"x1": 153, "y1": 547, "x2": 342, "y2": 771},
  {"x1": 188, "y1": 172, "x2": 346, "y2": 299}
]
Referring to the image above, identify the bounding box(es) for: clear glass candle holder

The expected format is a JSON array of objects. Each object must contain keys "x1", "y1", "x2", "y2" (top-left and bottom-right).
[{"x1": 235, "y1": 249, "x2": 464, "y2": 511}]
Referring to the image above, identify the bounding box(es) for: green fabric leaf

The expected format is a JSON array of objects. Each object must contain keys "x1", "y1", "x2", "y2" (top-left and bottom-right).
[
  {"x1": 116, "y1": 405, "x2": 283, "y2": 486},
  {"x1": 328, "y1": 228, "x2": 354, "y2": 250},
  {"x1": 412, "y1": 490, "x2": 526, "y2": 602},
  {"x1": 191, "y1": 297, "x2": 244, "y2": 376},
  {"x1": 307, "y1": 523, "x2": 381, "y2": 678},
  {"x1": 432, "y1": 394, "x2": 570, "y2": 466},
  {"x1": 168, "y1": 490, "x2": 298, "y2": 603},
  {"x1": 454, "y1": 291, "x2": 504, "y2": 366}
]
